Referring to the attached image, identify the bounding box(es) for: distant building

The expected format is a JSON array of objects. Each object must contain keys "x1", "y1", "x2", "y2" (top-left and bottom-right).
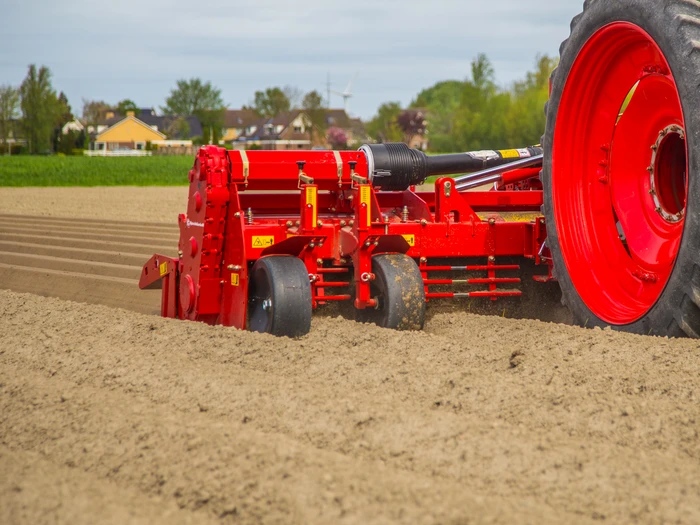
[
  {"x1": 61, "y1": 119, "x2": 84, "y2": 135},
  {"x1": 92, "y1": 108, "x2": 202, "y2": 151},
  {"x1": 222, "y1": 109, "x2": 259, "y2": 143},
  {"x1": 233, "y1": 110, "x2": 313, "y2": 150},
  {"x1": 231, "y1": 108, "x2": 367, "y2": 150},
  {"x1": 94, "y1": 115, "x2": 166, "y2": 151}
]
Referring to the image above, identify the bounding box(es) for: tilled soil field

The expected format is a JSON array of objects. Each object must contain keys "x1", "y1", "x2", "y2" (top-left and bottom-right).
[{"x1": 1, "y1": 187, "x2": 700, "y2": 524}]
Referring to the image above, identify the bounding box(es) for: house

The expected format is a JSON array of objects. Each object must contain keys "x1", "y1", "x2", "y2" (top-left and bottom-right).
[
  {"x1": 93, "y1": 115, "x2": 166, "y2": 151},
  {"x1": 61, "y1": 119, "x2": 84, "y2": 135},
  {"x1": 232, "y1": 108, "x2": 365, "y2": 150},
  {"x1": 92, "y1": 108, "x2": 203, "y2": 151},
  {"x1": 222, "y1": 109, "x2": 258, "y2": 143},
  {"x1": 233, "y1": 110, "x2": 313, "y2": 150}
]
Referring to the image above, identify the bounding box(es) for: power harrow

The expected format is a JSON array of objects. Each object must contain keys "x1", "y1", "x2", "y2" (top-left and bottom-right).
[
  {"x1": 140, "y1": 143, "x2": 550, "y2": 337},
  {"x1": 141, "y1": 0, "x2": 700, "y2": 339}
]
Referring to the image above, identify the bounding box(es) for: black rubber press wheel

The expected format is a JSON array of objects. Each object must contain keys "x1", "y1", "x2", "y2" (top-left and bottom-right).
[
  {"x1": 542, "y1": 0, "x2": 700, "y2": 337},
  {"x1": 248, "y1": 256, "x2": 312, "y2": 338},
  {"x1": 359, "y1": 254, "x2": 426, "y2": 330}
]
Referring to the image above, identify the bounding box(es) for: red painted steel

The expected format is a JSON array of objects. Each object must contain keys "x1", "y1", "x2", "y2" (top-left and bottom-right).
[
  {"x1": 141, "y1": 145, "x2": 551, "y2": 328},
  {"x1": 552, "y1": 22, "x2": 687, "y2": 324}
]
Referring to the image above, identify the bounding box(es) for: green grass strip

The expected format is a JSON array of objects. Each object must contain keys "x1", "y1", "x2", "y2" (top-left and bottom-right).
[{"x1": 0, "y1": 156, "x2": 194, "y2": 187}]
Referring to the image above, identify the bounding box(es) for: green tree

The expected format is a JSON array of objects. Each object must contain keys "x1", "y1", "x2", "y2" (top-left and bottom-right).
[
  {"x1": 162, "y1": 78, "x2": 225, "y2": 143},
  {"x1": 165, "y1": 116, "x2": 191, "y2": 139},
  {"x1": 252, "y1": 87, "x2": 291, "y2": 118},
  {"x1": 116, "y1": 99, "x2": 139, "y2": 115},
  {"x1": 82, "y1": 99, "x2": 110, "y2": 131},
  {"x1": 410, "y1": 80, "x2": 463, "y2": 152},
  {"x1": 283, "y1": 85, "x2": 303, "y2": 109},
  {"x1": 452, "y1": 54, "x2": 513, "y2": 151},
  {"x1": 366, "y1": 102, "x2": 403, "y2": 143},
  {"x1": 505, "y1": 54, "x2": 557, "y2": 147},
  {"x1": 53, "y1": 91, "x2": 73, "y2": 153},
  {"x1": 0, "y1": 84, "x2": 20, "y2": 154},
  {"x1": 374, "y1": 52, "x2": 558, "y2": 153},
  {"x1": 19, "y1": 64, "x2": 62, "y2": 154},
  {"x1": 302, "y1": 91, "x2": 326, "y2": 144}
]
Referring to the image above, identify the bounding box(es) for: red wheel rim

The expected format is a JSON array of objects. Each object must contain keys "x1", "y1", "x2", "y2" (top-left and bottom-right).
[{"x1": 553, "y1": 22, "x2": 688, "y2": 324}]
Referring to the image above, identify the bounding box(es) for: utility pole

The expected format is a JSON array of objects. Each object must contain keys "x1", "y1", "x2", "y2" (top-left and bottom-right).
[{"x1": 326, "y1": 73, "x2": 331, "y2": 109}]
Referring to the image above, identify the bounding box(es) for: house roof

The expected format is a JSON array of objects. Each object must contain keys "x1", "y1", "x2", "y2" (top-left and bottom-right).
[
  {"x1": 324, "y1": 109, "x2": 351, "y2": 129},
  {"x1": 224, "y1": 109, "x2": 258, "y2": 128},
  {"x1": 236, "y1": 110, "x2": 304, "y2": 141},
  {"x1": 234, "y1": 109, "x2": 355, "y2": 142},
  {"x1": 95, "y1": 115, "x2": 167, "y2": 141},
  {"x1": 100, "y1": 108, "x2": 202, "y2": 139}
]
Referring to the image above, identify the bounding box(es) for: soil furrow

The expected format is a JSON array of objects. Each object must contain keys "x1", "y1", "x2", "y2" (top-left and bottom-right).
[
  {"x1": 0, "y1": 241, "x2": 156, "y2": 266},
  {"x1": 2, "y1": 290, "x2": 699, "y2": 523},
  {"x1": 1, "y1": 353, "x2": 570, "y2": 524}
]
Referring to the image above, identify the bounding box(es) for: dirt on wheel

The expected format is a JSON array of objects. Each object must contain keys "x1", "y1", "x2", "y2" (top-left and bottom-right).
[{"x1": 1, "y1": 187, "x2": 700, "y2": 524}]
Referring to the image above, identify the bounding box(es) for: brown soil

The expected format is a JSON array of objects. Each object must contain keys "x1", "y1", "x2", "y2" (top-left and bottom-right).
[
  {"x1": 0, "y1": 187, "x2": 185, "y2": 223},
  {"x1": 1, "y1": 187, "x2": 700, "y2": 524}
]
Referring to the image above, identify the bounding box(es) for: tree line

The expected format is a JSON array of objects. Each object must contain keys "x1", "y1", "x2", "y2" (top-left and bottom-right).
[
  {"x1": 367, "y1": 53, "x2": 557, "y2": 152},
  {"x1": 0, "y1": 65, "x2": 77, "y2": 155},
  {"x1": 1, "y1": 54, "x2": 556, "y2": 155},
  {"x1": 0, "y1": 64, "x2": 332, "y2": 154}
]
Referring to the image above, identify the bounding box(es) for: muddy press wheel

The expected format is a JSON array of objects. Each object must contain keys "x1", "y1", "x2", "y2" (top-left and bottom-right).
[
  {"x1": 248, "y1": 256, "x2": 312, "y2": 337},
  {"x1": 359, "y1": 254, "x2": 426, "y2": 330},
  {"x1": 543, "y1": 0, "x2": 700, "y2": 336}
]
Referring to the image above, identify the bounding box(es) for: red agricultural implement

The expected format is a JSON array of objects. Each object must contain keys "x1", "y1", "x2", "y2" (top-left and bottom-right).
[{"x1": 141, "y1": 0, "x2": 700, "y2": 338}]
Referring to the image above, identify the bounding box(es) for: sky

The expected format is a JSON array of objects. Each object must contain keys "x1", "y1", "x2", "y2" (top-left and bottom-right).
[{"x1": 1, "y1": 0, "x2": 584, "y2": 120}]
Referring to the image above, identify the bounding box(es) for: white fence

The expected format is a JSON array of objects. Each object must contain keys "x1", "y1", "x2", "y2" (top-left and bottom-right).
[{"x1": 84, "y1": 150, "x2": 153, "y2": 157}]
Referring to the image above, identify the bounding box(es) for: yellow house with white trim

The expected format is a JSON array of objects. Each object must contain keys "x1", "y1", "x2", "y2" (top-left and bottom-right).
[{"x1": 94, "y1": 115, "x2": 166, "y2": 151}]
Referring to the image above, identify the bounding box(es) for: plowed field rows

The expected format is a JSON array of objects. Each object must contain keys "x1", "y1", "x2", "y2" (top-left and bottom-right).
[{"x1": 1, "y1": 187, "x2": 699, "y2": 524}]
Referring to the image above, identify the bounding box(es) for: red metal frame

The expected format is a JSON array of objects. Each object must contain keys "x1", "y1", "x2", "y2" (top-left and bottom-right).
[{"x1": 141, "y1": 145, "x2": 552, "y2": 328}]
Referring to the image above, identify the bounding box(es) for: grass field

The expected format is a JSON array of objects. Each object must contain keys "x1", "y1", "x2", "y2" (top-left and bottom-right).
[{"x1": 0, "y1": 155, "x2": 193, "y2": 186}]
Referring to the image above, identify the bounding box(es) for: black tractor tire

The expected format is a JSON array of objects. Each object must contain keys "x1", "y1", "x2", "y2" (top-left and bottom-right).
[
  {"x1": 543, "y1": 0, "x2": 700, "y2": 337},
  {"x1": 248, "y1": 256, "x2": 312, "y2": 338},
  {"x1": 358, "y1": 254, "x2": 426, "y2": 330}
]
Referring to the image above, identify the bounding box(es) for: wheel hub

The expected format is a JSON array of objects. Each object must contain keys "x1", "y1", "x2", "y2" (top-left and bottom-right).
[{"x1": 649, "y1": 124, "x2": 687, "y2": 223}]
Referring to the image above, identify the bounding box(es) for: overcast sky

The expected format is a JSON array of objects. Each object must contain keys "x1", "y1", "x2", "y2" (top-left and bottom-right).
[{"x1": 1, "y1": 0, "x2": 583, "y2": 120}]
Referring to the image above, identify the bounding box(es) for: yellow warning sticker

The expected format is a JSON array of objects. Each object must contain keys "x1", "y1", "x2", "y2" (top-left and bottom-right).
[
  {"x1": 402, "y1": 234, "x2": 415, "y2": 247},
  {"x1": 499, "y1": 149, "x2": 520, "y2": 159},
  {"x1": 305, "y1": 186, "x2": 317, "y2": 226},
  {"x1": 360, "y1": 186, "x2": 371, "y2": 225},
  {"x1": 252, "y1": 235, "x2": 275, "y2": 248},
  {"x1": 231, "y1": 273, "x2": 240, "y2": 286},
  {"x1": 159, "y1": 261, "x2": 168, "y2": 276}
]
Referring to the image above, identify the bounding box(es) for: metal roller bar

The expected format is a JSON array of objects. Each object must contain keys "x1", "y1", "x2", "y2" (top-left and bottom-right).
[
  {"x1": 453, "y1": 154, "x2": 544, "y2": 191},
  {"x1": 422, "y1": 265, "x2": 520, "y2": 271}
]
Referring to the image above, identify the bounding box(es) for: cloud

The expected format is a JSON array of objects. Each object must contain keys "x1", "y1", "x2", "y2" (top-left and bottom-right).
[{"x1": 0, "y1": 0, "x2": 583, "y2": 118}]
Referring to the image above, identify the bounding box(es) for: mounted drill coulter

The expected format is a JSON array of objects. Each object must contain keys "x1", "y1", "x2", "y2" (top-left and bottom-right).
[{"x1": 141, "y1": 0, "x2": 700, "y2": 339}]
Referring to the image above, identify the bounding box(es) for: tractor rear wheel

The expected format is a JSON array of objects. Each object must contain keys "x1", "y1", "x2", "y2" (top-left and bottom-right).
[
  {"x1": 359, "y1": 254, "x2": 426, "y2": 330},
  {"x1": 248, "y1": 256, "x2": 312, "y2": 338},
  {"x1": 543, "y1": 0, "x2": 700, "y2": 336}
]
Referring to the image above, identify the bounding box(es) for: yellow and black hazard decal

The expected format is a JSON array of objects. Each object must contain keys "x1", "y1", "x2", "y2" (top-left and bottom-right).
[
  {"x1": 252, "y1": 236, "x2": 275, "y2": 248},
  {"x1": 360, "y1": 186, "x2": 372, "y2": 225},
  {"x1": 305, "y1": 186, "x2": 317, "y2": 226},
  {"x1": 498, "y1": 149, "x2": 520, "y2": 159}
]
